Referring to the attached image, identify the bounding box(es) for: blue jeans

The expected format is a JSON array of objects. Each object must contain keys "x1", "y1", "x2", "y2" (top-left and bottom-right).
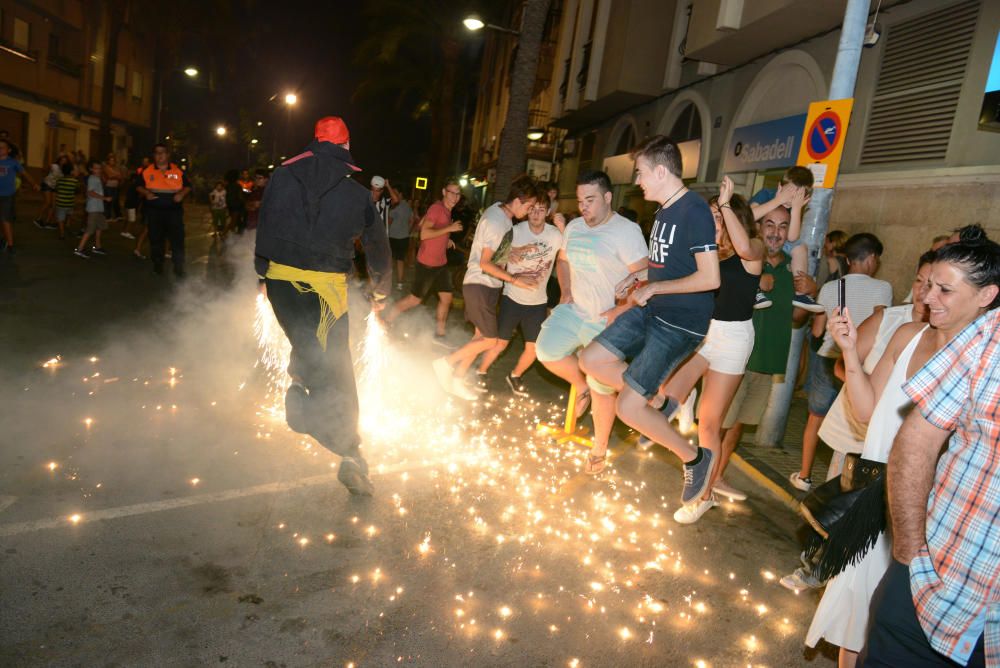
[{"x1": 594, "y1": 307, "x2": 704, "y2": 399}]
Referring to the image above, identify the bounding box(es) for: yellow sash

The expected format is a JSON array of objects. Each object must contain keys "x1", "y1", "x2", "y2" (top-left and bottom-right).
[{"x1": 265, "y1": 262, "x2": 348, "y2": 350}]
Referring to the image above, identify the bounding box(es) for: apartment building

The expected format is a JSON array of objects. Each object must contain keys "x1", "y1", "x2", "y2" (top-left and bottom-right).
[
  {"x1": 543, "y1": 0, "x2": 1000, "y2": 299},
  {"x1": 0, "y1": 0, "x2": 153, "y2": 172}
]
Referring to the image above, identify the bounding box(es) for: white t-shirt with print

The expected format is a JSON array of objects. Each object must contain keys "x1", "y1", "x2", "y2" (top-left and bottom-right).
[
  {"x1": 817, "y1": 273, "x2": 894, "y2": 358},
  {"x1": 464, "y1": 202, "x2": 512, "y2": 289},
  {"x1": 503, "y1": 221, "x2": 562, "y2": 306},
  {"x1": 562, "y1": 213, "x2": 648, "y2": 320}
]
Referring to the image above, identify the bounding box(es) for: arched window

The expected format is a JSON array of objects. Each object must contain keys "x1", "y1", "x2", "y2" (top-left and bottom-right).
[
  {"x1": 613, "y1": 124, "x2": 637, "y2": 155},
  {"x1": 669, "y1": 103, "x2": 701, "y2": 143}
]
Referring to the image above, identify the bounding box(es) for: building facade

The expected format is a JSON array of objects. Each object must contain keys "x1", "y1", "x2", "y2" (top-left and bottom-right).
[
  {"x1": 0, "y1": 0, "x2": 153, "y2": 173},
  {"x1": 542, "y1": 0, "x2": 1000, "y2": 300}
]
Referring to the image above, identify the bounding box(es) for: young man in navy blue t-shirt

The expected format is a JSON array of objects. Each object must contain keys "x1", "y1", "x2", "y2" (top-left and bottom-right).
[{"x1": 580, "y1": 135, "x2": 720, "y2": 504}]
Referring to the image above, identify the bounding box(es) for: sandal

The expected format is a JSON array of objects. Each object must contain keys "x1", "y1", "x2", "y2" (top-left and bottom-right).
[
  {"x1": 573, "y1": 388, "x2": 591, "y2": 420},
  {"x1": 584, "y1": 452, "x2": 606, "y2": 475}
]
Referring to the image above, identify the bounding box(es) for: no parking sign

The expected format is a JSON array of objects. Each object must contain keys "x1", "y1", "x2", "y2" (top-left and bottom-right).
[{"x1": 796, "y1": 99, "x2": 854, "y2": 188}]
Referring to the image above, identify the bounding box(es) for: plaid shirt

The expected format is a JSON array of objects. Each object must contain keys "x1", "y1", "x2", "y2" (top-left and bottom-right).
[{"x1": 903, "y1": 308, "x2": 1000, "y2": 666}]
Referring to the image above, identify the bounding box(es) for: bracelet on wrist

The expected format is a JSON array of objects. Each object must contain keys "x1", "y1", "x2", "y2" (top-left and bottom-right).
[{"x1": 719, "y1": 203, "x2": 731, "y2": 209}]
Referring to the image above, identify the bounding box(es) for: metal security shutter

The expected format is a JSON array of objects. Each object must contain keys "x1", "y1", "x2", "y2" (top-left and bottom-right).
[{"x1": 860, "y1": 0, "x2": 980, "y2": 165}]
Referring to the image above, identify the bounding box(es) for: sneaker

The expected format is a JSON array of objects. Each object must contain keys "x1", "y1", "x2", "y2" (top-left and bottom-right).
[
  {"x1": 73, "y1": 248, "x2": 90, "y2": 259},
  {"x1": 636, "y1": 435, "x2": 656, "y2": 451},
  {"x1": 133, "y1": 250, "x2": 147, "y2": 260},
  {"x1": 506, "y1": 373, "x2": 528, "y2": 397},
  {"x1": 779, "y1": 567, "x2": 824, "y2": 593},
  {"x1": 91, "y1": 247, "x2": 107, "y2": 255},
  {"x1": 33, "y1": 219, "x2": 46, "y2": 229},
  {"x1": 432, "y1": 357, "x2": 454, "y2": 394},
  {"x1": 677, "y1": 388, "x2": 697, "y2": 434},
  {"x1": 337, "y1": 455, "x2": 374, "y2": 496},
  {"x1": 754, "y1": 291, "x2": 773, "y2": 309},
  {"x1": 473, "y1": 373, "x2": 489, "y2": 394},
  {"x1": 793, "y1": 294, "x2": 825, "y2": 313},
  {"x1": 789, "y1": 472, "x2": 813, "y2": 491},
  {"x1": 44, "y1": 222, "x2": 58, "y2": 230},
  {"x1": 120, "y1": 231, "x2": 136, "y2": 240},
  {"x1": 712, "y1": 480, "x2": 747, "y2": 501},
  {"x1": 449, "y1": 378, "x2": 479, "y2": 402},
  {"x1": 673, "y1": 495, "x2": 718, "y2": 524},
  {"x1": 432, "y1": 334, "x2": 455, "y2": 350},
  {"x1": 681, "y1": 448, "x2": 714, "y2": 504}
]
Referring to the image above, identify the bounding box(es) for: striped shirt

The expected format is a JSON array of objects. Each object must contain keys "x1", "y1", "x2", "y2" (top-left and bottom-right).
[
  {"x1": 903, "y1": 308, "x2": 1000, "y2": 666},
  {"x1": 55, "y1": 176, "x2": 78, "y2": 208}
]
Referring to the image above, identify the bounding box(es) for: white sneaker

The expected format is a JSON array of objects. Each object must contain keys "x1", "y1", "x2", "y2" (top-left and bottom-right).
[
  {"x1": 779, "y1": 567, "x2": 824, "y2": 593},
  {"x1": 120, "y1": 231, "x2": 136, "y2": 240},
  {"x1": 789, "y1": 472, "x2": 813, "y2": 491},
  {"x1": 673, "y1": 495, "x2": 718, "y2": 524},
  {"x1": 712, "y1": 480, "x2": 747, "y2": 501},
  {"x1": 432, "y1": 357, "x2": 453, "y2": 393},
  {"x1": 449, "y1": 378, "x2": 479, "y2": 401},
  {"x1": 677, "y1": 388, "x2": 697, "y2": 434}
]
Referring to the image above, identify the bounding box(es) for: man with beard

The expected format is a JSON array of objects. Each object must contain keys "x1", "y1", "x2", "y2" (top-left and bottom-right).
[{"x1": 255, "y1": 116, "x2": 391, "y2": 496}]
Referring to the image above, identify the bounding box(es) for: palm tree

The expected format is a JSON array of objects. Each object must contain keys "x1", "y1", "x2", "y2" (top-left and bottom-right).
[{"x1": 493, "y1": 0, "x2": 551, "y2": 199}]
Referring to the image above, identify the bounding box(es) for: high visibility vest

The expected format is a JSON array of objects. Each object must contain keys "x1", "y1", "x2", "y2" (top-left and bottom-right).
[{"x1": 142, "y1": 163, "x2": 185, "y2": 195}]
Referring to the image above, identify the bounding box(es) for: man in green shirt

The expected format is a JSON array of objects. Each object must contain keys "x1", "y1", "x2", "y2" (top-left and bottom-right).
[{"x1": 720, "y1": 206, "x2": 814, "y2": 452}]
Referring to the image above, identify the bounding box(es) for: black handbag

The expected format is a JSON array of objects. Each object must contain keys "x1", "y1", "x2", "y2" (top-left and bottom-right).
[{"x1": 800, "y1": 453, "x2": 887, "y2": 581}]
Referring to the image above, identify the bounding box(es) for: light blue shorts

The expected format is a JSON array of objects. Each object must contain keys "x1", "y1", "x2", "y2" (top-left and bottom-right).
[
  {"x1": 783, "y1": 238, "x2": 805, "y2": 255},
  {"x1": 535, "y1": 303, "x2": 607, "y2": 362}
]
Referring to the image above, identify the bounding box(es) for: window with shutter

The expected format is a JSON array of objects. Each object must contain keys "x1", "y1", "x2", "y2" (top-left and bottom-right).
[{"x1": 860, "y1": 0, "x2": 980, "y2": 165}]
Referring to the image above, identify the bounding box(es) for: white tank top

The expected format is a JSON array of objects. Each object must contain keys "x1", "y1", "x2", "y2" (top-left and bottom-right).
[
  {"x1": 860, "y1": 325, "x2": 929, "y2": 463},
  {"x1": 819, "y1": 305, "x2": 915, "y2": 453}
]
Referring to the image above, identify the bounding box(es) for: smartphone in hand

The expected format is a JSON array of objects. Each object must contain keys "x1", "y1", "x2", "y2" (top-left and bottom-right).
[{"x1": 838, "y1": 277, "x2": 846, "y2": 314}]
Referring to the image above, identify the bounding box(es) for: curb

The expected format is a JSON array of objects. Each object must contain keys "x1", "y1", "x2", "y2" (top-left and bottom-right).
[{"x1": 729, "y1": 452, "x2": 801, "y2": 513}]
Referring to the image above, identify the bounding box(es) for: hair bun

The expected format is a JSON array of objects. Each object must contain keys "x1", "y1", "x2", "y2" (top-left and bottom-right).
[{"x1": 957, "y1": 224, "x2": 989, "y2": 244}]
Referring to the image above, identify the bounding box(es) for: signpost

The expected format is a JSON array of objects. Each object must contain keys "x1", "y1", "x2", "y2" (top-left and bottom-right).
[{"x1": 796, "y1": 99, "x2": 854, "y2": 188}]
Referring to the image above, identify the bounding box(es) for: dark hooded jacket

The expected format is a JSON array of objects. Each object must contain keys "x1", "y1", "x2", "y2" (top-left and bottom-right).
[{"x1": 254, "y1": 140, "x2": 391, "y2": 297}]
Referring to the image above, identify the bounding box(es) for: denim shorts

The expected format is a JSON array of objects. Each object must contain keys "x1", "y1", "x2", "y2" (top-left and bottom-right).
[
  {"x1": 783, "y1": 238, "x2": 805, "y2": 255},
  {"x1": 594, "y1": 307, "x2": 704, "y2": 399},
  {"x1": 807, "y1": 351, "x2": 842, "y2": 416},
  {"x1": 535, "y1": 303, "x2": 607, "y2": 362}
]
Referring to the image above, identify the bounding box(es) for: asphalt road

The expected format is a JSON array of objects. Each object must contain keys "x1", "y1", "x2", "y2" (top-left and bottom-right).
[{"x1": 0, "y1": 206, "x2": 835, "y2": 667}]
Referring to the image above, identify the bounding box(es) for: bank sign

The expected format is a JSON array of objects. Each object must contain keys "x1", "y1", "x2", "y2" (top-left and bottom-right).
[{"x1": 723, "y1": 114, "x2": 807, "y2": 173}]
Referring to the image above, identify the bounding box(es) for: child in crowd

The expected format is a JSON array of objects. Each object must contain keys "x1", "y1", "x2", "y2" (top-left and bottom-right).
[
  {"x1": 750, "y1": 165, "x2": 822, "y2": 312},
  {"x1": 54, "y1": 161, "x2": 78, "y2": 240},
  {"x1": 210, "y1": 181, "x2": 227, "y2": 237},
  {"x1": 74, "y1": 160, "x2": 111, "y2": 258}
]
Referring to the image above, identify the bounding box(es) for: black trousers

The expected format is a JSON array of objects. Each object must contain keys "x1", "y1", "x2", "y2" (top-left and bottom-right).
[
  {"x1": 859, "y1": 559, "x2": 985, "y2": 667},
  {"x1": 146, "y1": 208, "x2": 185, "y2": 270},
  {"x1": 265, "y1": 278, "x2": 361, "y2": 457}
]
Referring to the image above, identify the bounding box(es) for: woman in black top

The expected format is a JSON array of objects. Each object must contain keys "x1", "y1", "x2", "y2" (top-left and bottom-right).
[{"x1": 642, "y1": 176, "x2": 764, "y2": 523}]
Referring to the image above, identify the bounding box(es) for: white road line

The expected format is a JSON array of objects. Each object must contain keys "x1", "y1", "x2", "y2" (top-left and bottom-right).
[
  {"x1": 0, "y1": 457, "x2": 463, "y2": 538},
  {"x1": 0, "y1": 495, "x2": 17, "y2": 514}
]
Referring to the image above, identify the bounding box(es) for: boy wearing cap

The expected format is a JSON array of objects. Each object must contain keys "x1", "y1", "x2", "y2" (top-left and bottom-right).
[
  {"x1": 370, "y1": 175, "x2": 400, "y2": 231},
  {"x1": 256, "y1": 116, "x2": 391, "y2": 496}
]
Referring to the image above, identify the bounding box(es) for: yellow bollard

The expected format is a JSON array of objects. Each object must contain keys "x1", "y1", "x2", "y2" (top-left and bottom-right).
[{"x1": 537, "y1": 384, "x2": 593, "y2": 448}]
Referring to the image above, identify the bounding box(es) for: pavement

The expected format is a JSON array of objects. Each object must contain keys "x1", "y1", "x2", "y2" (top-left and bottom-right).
[{"x1": 0, "y1": 193, "x2": 838, "y2": 666}]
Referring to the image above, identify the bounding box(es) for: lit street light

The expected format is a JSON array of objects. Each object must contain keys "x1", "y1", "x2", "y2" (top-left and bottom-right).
[
  {"x1": 183, "y1": 67, "x2": 199, "y2": 77},
  {"x1": 526, "y1": 128, "x2": 545, "y2": 141},
  {"x1": 463, "y1": 16, "x2": 485, "y2": 31},
  {"x1": 284, "y1": 92, "x2": 298, "y2": 106},
  {"x1": 250, "y1": 138, "x2": 259, "y2": 145},
  {"x1": 216, "y1": 125, "x2": 227, "y2": 137}
]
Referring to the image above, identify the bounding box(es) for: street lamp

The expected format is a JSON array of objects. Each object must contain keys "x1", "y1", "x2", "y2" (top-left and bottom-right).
[
  {"x1": 250, "y1": 138, "x2": 258, "y2": 145},
  {"x1": 284, "y1": 92, "x2": 298, "y2": 106},
  {"x1": 216, "y1": 125, "x2": 227, "y2": 137},
  {"x1": 462, "y1": 14, "x2": 520, "y2": 36},
  {"x1": 183, "y1": 67, "x2": 199, "y2": 77},
  {"x1": 526, "y1": 128, "x2": 545, "y2": 141}
]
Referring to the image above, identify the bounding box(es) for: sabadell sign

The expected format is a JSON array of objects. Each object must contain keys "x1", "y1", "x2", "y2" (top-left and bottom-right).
[{"x1": 723, "y1": 113, "x2": 807, "y2": 173}]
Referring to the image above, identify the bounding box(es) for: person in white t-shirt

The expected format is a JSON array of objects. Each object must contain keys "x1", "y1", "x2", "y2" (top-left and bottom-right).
[
  {"x1": 792, "y1": 233, "x2": 893, "y2": 491},
  {"x1": 432, "y1": 175, "x2": 539, "y2": 401},
  {"x1": 475, "y1": 190, "x2": 563, "y2": 396},
  {"x1": 535, "y1": 170, "x2": 648, "y2": 456}
]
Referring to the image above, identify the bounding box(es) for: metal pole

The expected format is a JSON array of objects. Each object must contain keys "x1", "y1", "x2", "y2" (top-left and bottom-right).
[{"x1": 755, "y1": 0, "x2": 869, "y2": 447}]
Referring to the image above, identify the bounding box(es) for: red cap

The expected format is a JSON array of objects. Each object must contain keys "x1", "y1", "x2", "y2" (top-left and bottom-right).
[{"x1": 314, "y1": 116, "x2": 350, "y2": 144}]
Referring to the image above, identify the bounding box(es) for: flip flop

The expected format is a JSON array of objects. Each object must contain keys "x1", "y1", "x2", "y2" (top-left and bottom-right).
[{"x1": 584, "y1": 453, "x2": 606, "y2": 475}]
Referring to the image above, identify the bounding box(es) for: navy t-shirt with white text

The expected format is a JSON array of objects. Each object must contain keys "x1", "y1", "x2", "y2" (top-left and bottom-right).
[{"x1": 646, "y1": 191, "x2": 718, "y2": 336}]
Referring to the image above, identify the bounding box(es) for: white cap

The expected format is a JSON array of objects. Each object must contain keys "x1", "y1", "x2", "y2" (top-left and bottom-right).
[{"x1": 370, "y1": 175, "x2": 385, "y2": 189}]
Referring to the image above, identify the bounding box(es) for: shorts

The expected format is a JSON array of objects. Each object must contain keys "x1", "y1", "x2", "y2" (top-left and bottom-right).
[
  {"x1": 0, "y1": 195, "x2": 14, "y2": 222},
  {"x1": 722, "y1": 371, "x2": 775, "y2": 428},
  {"x1": 782, "y1": 238, "x2": 805, "y2": 256},
  {"x1": 535, "y1": 303, "x2": 607, "y2": 362},
  {"x1": 594, "y1": 307, "x2": 704, "y2": 399},
  {"x1": 41, "y1": 182, "x2": 56, "y2": 193},
  {"x1": 126, "y1": 208, "x2": 139, "y2": 223},
  {"x1": 807, "y1": 353, "x2": 842, "y2": 416},
  {"x1": 389, "y1": 237, "x2": 410, "y2": 261},
  {"x1": 695, "y1": 319, "x2": 754, "y2": 375},
  {"x1": 411, "y1": 262, "x2": 452, "y2": 299},
  {"x1": 85, "y1": 212, "x2": 108, "y2": 234},
  {"x1": 56, "y1": 206, "x2": 73, "y2": 223},
  {"x1": 497, "y1": 295, "x2": 548, "y2": 343},
  {"x1": 462, "y1": 283, "x2": 501, "y2": 338}
]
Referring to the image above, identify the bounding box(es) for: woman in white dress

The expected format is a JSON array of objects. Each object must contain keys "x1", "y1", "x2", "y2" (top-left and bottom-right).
[{"x1": 805, "y1": 227, "x2": 1000, "y2": 668}]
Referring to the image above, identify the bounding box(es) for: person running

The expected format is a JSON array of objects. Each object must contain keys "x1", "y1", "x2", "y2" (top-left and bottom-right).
[
  {"x1": 534, "y1": 170, "x2": 648, "y2": 462},
  {"x1": 808, "y1": 229, "x2": 1000, "y2": 668},
  {"x1": 73, "y1": 159, "x2": 112, "y2": 258},
  {"x1": 640, "y1": 176, "x2": 763, "y2": 523},
  {"x1": 255, "y1": 115, "x2": 391, "y2": 496},
  {"x1": 476, "y1": 189, "x2": 563, "y2": 396},
  {"x1": 0, "y1": 138, "x2": 39, "y2": 255},
  {"x1": 432, "y1": 175, "x2": 539, "y2": 400},
  {"x1": 579, "y1": 135, "x2": 720, "y2": 503},
  {"x1": 382, "y1": 180, "x2": 463, "y2": 342},
  {"x1": 137, "y1": 144, "x2": 191, "y2": 276}
]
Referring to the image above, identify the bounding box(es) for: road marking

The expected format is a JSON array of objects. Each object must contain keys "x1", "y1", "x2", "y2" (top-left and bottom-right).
[
  {"x1": 0, "y1": 457, "x2": 459, "y2": 538},
  {"x1": 0, "y1": 495, "x2": 17, "y2": 514}
]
